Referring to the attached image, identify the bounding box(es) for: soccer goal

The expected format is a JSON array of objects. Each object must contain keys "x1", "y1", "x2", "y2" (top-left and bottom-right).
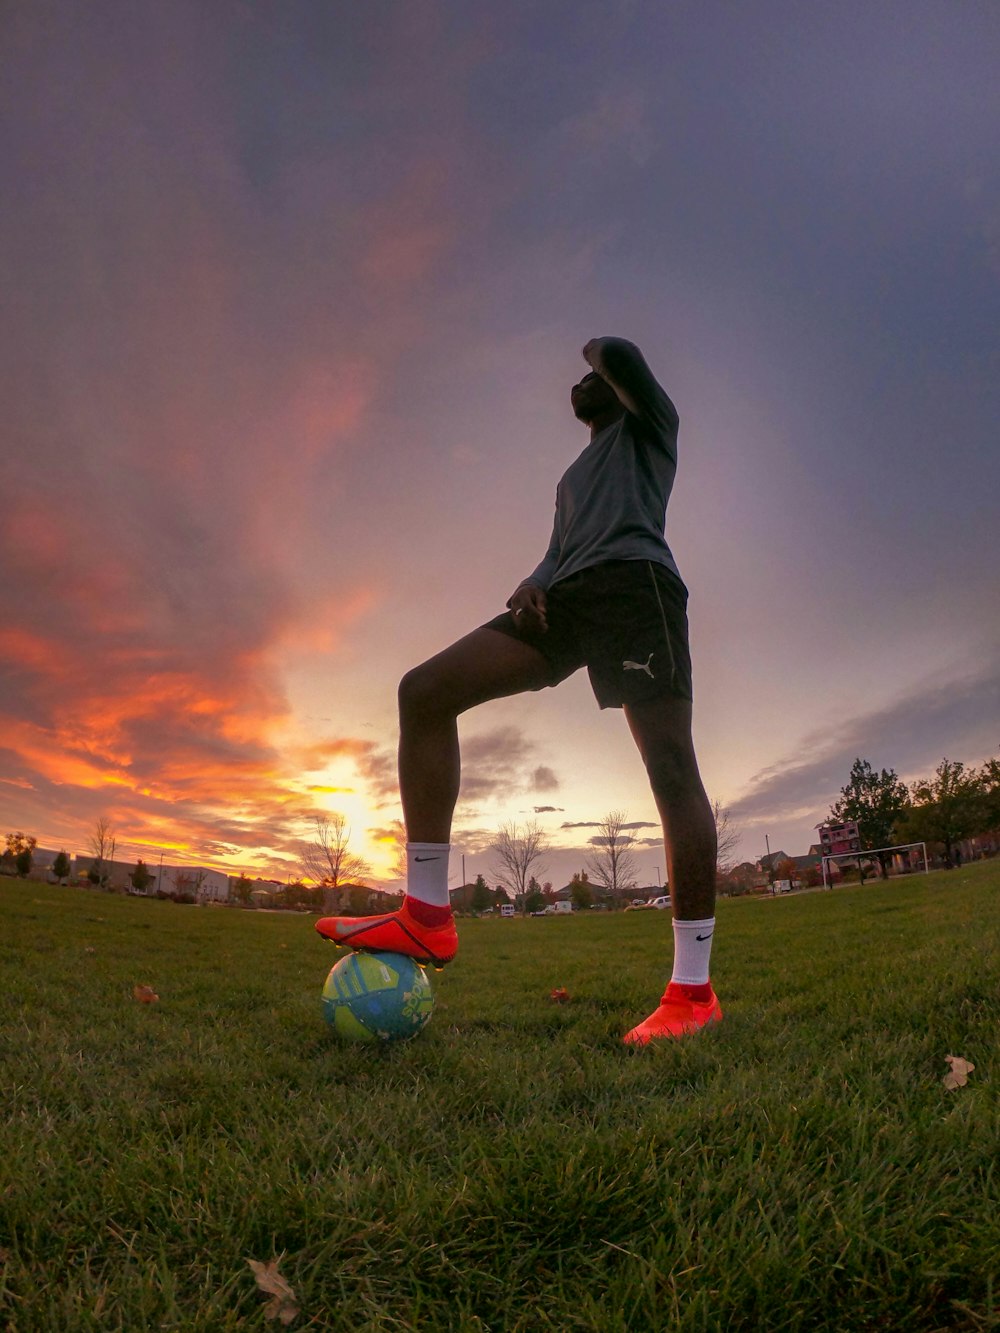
[{"x1": 821, "y1": 841, "x2": 929, "y2": 889}]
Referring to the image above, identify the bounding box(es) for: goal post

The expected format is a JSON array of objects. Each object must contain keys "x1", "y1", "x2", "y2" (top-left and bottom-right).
[{"x1": 821, "y1": 841, "x2": 929, "y2": 888}]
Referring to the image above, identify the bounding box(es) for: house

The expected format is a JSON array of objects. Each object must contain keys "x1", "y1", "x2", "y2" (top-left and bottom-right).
[
  {"x1": 720, "y1": 862, "x2": 766, "y2": 895},
  {"x1": 321, "y1": 883, "x2": 402, "y2": 914},
  {"x1": 755, "y1": 849, "x2": 827, "y2": 888},
  {"x1": 756, "y1": 850, "x2": 788, "y2": 876},
  {"x1": 449, "y1": 882, "x2": 478, "y2": 913},
  {"x1": 552, "y1": 879, "x2": 644, "y2": 909}
]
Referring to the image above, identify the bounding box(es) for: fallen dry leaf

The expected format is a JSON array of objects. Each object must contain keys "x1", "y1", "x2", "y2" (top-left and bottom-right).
[
  {"x1": 549, "y1": 987, "x2": 570, "y2": 1003},
  {"x1": 133, "y1": 985, "x2": 159, "y2": 1004},
  {"x1": 943, "y1": 1054, "x2": 975, "y2": 1090},
  {"x1": 248, "y1": 1258, "x2": 299, "y2": 1325}
]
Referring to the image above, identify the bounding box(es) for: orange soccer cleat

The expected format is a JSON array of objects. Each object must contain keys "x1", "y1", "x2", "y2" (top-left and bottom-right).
[
  {"x1": 623, "y1": 981, "x2": 723, "y2": 1046},
  {"x1": 315, "y1": 900, "x2": 458, "y2": 970}
]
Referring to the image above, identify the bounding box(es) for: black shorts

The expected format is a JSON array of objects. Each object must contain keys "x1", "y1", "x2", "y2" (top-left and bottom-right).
[{"x1": 482, "y1": 560, "x2": 693, "y2": 709}]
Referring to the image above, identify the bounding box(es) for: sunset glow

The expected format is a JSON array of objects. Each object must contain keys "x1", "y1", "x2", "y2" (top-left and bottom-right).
[{"x1": 3, "y1": 3, "x2": 998, "y2": 888}]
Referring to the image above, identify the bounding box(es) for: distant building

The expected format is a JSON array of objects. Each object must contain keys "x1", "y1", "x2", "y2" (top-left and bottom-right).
[
  {"x1": 157, "y1": 865, "x2": 230, "y2": 901},
  {"x1": 73, "y1": 855, "x2": 135, "y2": 892},
  {"x1": 30, "y1": 847, "x2": 68, "y2": 878},
  {"x1": 73, "y1": 855, "x2": 230, "y2": 900}
]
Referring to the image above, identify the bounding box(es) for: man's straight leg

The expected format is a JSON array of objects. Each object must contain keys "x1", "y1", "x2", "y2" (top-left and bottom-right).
[{"x1": 622, "y1": 693, "x2": 722, "y2": 1043}]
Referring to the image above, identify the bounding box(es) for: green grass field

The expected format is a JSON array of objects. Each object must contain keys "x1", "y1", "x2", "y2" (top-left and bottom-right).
[{"x1": 2, "y1": 866, "x2": 998, "y2": 1331}]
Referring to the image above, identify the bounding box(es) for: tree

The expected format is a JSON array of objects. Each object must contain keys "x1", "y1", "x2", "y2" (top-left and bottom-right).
[
  {"x1": 830, "y1": 758, "x2": 911, "y2": 879},
  {"x1": 89, "y1": 817, "x2": 116, "y2": 887},
  {"x1": 978, "y1": 754, "x2": 1000, "y2": 835},
  {"x1": 171, "y1": 870, "x2": 201, "y2": 901},
  {"x1": 712, "y1": 801, "x2": 741, "y2": 874},
  {"x1": 52, "y1": 851, "x2": 71, "y2": 884},
  {"x1": 775, "y1": 857, "x2": 798, "y2": 888},
  {"x1": 384, "y1": 818, "x2": 408, "y2": 886},
  {"x1": 300, "y1": 814, "x2": 371, "y2": 910},
  {"x1": 346, "y1": 883, "x2": 373, "y2": 916},
  {"x1": 525, "y1": 884, "x2": 546, "y2": 914},
  {"x1": 471, "y1": 874, "x2": 492, "y2": 913},
  {"x1": 231, "y1": 873, "x2": 254, "y2": 905},
  {"x1": 490, "y1": 819, "x2": 548, "y2": 916},
  {"x1": 130, "y1": 859, "x2": 153, "y2": 894},
  {"x1": 584, "y1": 810, "x2": 639, "y2": 907},
  {"x1": 569, "y1": 871, "x2": 593, "y2": 910},
  {"x1": 282, "y1": 880, "x2": 320, "y2": 910},
  {"x1": 898, "y1": 758, "x2": 984, "y2": 868},
  {"x1": 3, "y1": 832, "x2": 37, "y2": 877}
]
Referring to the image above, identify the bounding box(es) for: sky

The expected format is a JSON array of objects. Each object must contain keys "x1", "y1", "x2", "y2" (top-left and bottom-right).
[{"x1": 2, "y1": 0, "x2": 999, "y2": 892}]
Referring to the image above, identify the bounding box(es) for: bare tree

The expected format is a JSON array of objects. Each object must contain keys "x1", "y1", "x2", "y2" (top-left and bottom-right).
[
  {"x1": 89, "y1": 816, "x2": 116, "y2": 888},
  {"x1": 713, "y1": 800, "x2": 742, "y2": 874},
  {"x1": 490, "y1": 819, "x2": 548, "y2": 916},
  {"x1": 386, "y1": 818, "x2": 408, "y2": 885},
  {"x1": 172, "y1": 869, "x2": 204, "y2": 901},
  {"x1": 301, "y1": 814, "x2": 371, "y2": 911},
  {"x1": 584, "y1": 810, "x2": 639, "y2": 907}
]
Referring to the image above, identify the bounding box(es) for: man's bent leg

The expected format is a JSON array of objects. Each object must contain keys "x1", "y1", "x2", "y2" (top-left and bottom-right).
[
  {"x1": 622, "y1": 695, "x2": 722, "y2": 1042},
  {"x1": 316, "y1": 628, "x2": 552, "y2": 965},
  {"x1": 398, "y1": 627, "x2": 553, "y2": 844}
]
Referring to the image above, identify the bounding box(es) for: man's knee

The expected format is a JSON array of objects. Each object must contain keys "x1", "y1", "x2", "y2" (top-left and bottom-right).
[
  {"x1": 642, "y1": 745, "x2": 700, "y2": 804},
  {"x1": 398, "y1": 661, "x2": 452, "y2": 720}
]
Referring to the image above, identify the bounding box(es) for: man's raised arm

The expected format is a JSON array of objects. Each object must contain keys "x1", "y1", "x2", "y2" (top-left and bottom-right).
[{"x1": 583, "y1": 337, "x2": 679, "y2": 440}]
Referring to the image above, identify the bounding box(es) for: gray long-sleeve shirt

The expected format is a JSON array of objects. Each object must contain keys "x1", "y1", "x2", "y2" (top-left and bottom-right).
[{"x1": 522, "y1": 337, "x2": 682, "y2": 593}]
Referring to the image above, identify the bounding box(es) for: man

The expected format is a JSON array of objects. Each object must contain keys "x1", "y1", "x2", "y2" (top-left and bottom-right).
[{"x1": 317, "y1": 337, "x2": 720, "y2": 1044}]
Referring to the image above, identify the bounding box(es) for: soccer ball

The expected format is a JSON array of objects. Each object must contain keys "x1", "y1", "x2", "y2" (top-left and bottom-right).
[{"x1": 321, "y1": 950, "x2": 434, "y2": 1042}]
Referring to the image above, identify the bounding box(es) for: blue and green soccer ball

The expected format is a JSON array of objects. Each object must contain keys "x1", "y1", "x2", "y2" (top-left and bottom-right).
[{"x1": 321, "y1": 951, "x2": 434, "y2": 1042}]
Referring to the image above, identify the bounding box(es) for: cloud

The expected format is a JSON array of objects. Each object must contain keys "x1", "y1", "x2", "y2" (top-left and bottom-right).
[
  {"x1": 559, "y1": 819, "x2": 658, "y2": 832},
  {"x1": 533, "y1": 805, "x2": 564, "y2": 814},
  {"x1": 0, "y1": 3, "x2": 512, "y2": 871},
  {"x1": 531, "y1": 765, "x2": 560, "y2": 792},
  {"x1": 457, "y1": 726, "x2": 554, "y2": 806},
  {"x1": 299, "y1": 738, "x2": 396, "y2": 803},
  {"x1": 587, "y1": 822, "x2": 658, "y2": 847},
  {"x1": 550, "y1": 89, "x2": 653, "y2": 168},
  {"x1": 728, "y1": 654, "x2": 1000, "y2": 834}
]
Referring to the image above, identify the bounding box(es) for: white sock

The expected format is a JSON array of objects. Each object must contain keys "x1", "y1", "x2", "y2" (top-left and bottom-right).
[
  {"x1": 670, "y1": 917, "x2": 715, "y2": 986},
  {"x1": 405, "y1": 843, "x2": 451, "y2": 908}
]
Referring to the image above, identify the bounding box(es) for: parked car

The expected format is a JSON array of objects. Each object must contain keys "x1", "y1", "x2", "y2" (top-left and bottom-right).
[{"x1": 625, "y1": 894, "x2": 671, "y2": 911}]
